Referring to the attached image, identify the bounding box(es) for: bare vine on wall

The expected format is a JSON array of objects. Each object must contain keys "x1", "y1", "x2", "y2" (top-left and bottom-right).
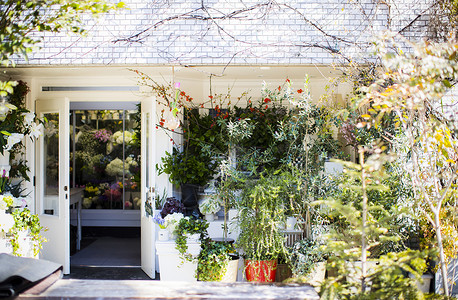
[{"x1": 109, "y1": 0, "x2": 442, "y2": 73}]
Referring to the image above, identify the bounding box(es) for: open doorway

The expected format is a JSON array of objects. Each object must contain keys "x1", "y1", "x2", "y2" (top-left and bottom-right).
[{"x1": 68, "y1": 102, "x2": 142, "y2": 270}]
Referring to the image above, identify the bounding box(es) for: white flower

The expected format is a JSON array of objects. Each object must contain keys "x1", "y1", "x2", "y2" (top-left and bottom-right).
[
  {"x1": 29, "y1": 122, "x2": 43, "y2": 139},
  {"x1": 4, "y1": 133, "x2": 24, "y2": 150},
  {"x1": 22, "y1": 112, "x2": 35, "y2": 126},
  {"x1": 105, "y1": 158, "x2": 124, "y2": 177},
  {"x1": 164, "y1": 212, "x2": 184, "y2": 234},
  {"x1": 0, "y1": 102, "x2": 16, "y2": 122}
]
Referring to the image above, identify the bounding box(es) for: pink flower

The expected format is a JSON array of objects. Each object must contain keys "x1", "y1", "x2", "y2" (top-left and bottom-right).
[{"x1": 174, "y1": 82, "x2": 181, "y2": 89}]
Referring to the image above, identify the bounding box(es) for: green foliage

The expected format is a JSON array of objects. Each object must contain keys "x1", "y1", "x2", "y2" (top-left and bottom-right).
[
  {"x1": 173, "y1": 217, "x2": 209, "y2": 262},
  {"x1": 0, "y1": 81, "x2": 43, "y2": 194},
  {"x1": 289, "y1": 238, "x2": 326, "y2": 277},
  {"x1": 10, "y1": 208, "x2": 47, "y2": 256},
  {"x1": 237, "y1": 171, "x2": 288, "y2": 261},
  {"x1": 197, "y1": 240, "x2": 237, "y2": 281},
  {"x1": 315, "y1": 146, "x2": 429, "y2": 298},
  {"x1": 321, "y1": 249, "x2": 429, "y2": 300},
  {"x1": 158, "y1": 147, "x2": 216, "y2": 187}
]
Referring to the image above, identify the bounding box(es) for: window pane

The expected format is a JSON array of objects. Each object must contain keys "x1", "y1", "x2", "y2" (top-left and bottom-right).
[
  {"x1": 43, "y1": 113, "x2": 59, "y2": 216},
  {"x1": 71, "y1": 109, "x2": 140, "y2": 210}
]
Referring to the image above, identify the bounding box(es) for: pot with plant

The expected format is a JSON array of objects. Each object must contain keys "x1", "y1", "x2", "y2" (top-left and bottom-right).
[
  {"x1": 158, "y1": 147, "x2": 217, "y2": 216},
  {"x1": 197, "y1": 238, "x2": 239, "y2": 282},
  {"x1": 198, "y1": 194, "x2": 221, "y2": 221},
  {"x1": 287, "y1": 238, "x2": 327, "y2": 286},
  {"x1": 9, "y1": 208, "x2": 47, "y2": 258},
  {"x1": 237, "y1": 174, "x2": 288, "y2": 282},
  {"x1": 156, "y1": 215, "x2": 208, "y2": 282}
]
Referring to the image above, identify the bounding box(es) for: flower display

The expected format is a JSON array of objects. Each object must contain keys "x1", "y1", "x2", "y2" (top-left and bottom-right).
[
  {"x1": 153, "y1": 213, "x2": 167, "y2": 229},
  {"x1": 164, "y1": 212, "x2": 184, "y2": 234},
  {"x1": 105, "y1": 157, "x2": 138, "y2": 177},
  {"x1": 105, "y1": 158, "x2": 124, "y2": 177},
  {"x1": 111, "y1": 130, "x2": 135, "y2": 146},
  {"x1": 94, "y1": 129, "x2": 112, "y2": 143}
]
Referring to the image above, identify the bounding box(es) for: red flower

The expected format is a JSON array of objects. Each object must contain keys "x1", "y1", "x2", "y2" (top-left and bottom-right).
[
  {"x1": 286, "y1": 79, "x2": 290, "y2": 83},
  {"x1": 180, "y1": 91, "x2": 186, "y2": 96},
  {"x1": 264, "y1": 98, "x2": 271, "y2": 103},
  {"x1": 297, "y1": 89, "x2": 303, "y2": 94},
  {"x1": 209, "y1": 95, "x2": 213, "y2": 99},
  {"x1": 200, "y1": 104, "x2": 204, "y2": 108},
  {"x1": 250, "y1": 107, "x2": 255, "y2": 112},
  {"x1": 265, "y1": 105, "x2": 268, "y2": 109}
]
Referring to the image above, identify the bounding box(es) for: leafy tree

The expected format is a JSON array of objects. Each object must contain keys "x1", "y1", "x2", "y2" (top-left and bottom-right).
[
  {"x1": 0, "y1": 0, "x2": 125, "y2": 96},
  {"x1": 358, "y1": 34, "x2": 458, "y2": 296}
]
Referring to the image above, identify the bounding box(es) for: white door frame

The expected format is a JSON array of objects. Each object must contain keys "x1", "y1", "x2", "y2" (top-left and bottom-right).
[
  {"x1": 36, "y1": 97, "x2": 70, "y2": 274},
  {"x1": 140, "y1": 96, "x2": 156, "y2": 278}
]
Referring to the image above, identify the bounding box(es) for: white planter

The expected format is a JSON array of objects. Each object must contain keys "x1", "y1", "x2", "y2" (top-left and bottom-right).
[
  {"x1": 186, "y1": 233, "x2": 200, "y2": 243},
  {"x1": 158, "y1": 228, "x2": 169, "y2": 241},
  {"x1": 346, "y1": 260, "x2": 378, "y2": 285},
  {"x1": 220, "y1": 258, "x2": 240, "y2": 282},
  {"x1": 410, "y1": 273, "x2": 433, "y2": 293},
  {"x1": 286, "y1": 216, "x2": 297, "y2": 230},
  {"x1": 228, "y1": 209, "x2": 238, "y2": 222},
  {"x1": 205, "y1": 214, "x2": 215, "y2": 221},
  {"x1": 0, "y1": 238, "x2": 12, "y2": 254},
  {"x1": 156, "y1": 240, "x2": 201, "y2": 281},
  {"x1": 305, "y1": 261, "x2": 326, "y2": 286}
]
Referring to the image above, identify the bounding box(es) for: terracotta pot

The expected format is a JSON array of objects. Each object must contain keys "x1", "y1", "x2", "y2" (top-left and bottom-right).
[{"x1": 245, "y1": 259, "x2": 277, "y2": 282}]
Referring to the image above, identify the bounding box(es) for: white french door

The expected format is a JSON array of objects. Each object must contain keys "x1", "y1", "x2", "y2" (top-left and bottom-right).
[
  {"x1": 36, "y1": 98, "x2": 70, "y2": 274},
  {"x1": 140, "y1": 97, "x2": 156, "y2": 278}
]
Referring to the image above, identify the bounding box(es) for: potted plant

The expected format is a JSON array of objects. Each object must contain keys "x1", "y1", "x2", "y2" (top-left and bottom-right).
[
  {"x1": 174, "y1": 216, "x2": 209, "y2": 260},
  {"x1": 198, "y1": 194, "x2": 221, "y2": 221},
  {"x1": 155, "y1": 214, "x2": 207, "y2": 282},
  {"x1": 9, "y1": 208, "x2": 47, "y2": 257},
  {"x1": 287, "y1": 238, "x2": 327, "y2": 286},
  {"x1": 158, "y1": 147, "x2": 216, "y2": 215},
  {"x1": 237, "y1": 173, "x2": 288, "y2": 282},
  {"x1": 197, "y1": 238, "x2": 239, "y2": 282}
]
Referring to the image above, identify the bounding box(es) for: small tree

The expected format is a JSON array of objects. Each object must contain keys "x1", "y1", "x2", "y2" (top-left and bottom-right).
[{"x1": 359, "y1": 33, "x2": 458, "y2": 296}]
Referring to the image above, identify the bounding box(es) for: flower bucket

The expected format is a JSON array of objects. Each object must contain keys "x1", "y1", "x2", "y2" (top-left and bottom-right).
[
  {"x1": 158, "y1": 228, "x2": 169, "y2": 241},
  {"x1": 245, "y1": 259, "x2": 277, "y2": 282}
]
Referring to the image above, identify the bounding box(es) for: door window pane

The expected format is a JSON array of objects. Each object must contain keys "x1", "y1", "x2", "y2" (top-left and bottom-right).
[
  {"x1": 71, "y1": 109, "x2": 141, "y2": 210},
  {"x1": 43, "y1": 113, "x2": 59, "y2": 216}
]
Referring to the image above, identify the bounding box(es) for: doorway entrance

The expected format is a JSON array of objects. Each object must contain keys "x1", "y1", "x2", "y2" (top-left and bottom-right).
[
  {"x1": 69, "y1": 102, "x2": 141, "y2": 269},
  {"x1": 36, "y1": 97, "x2": 157, "y2": 278}
]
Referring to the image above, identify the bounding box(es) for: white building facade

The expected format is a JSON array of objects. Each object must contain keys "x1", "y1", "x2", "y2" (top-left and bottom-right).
[{"x1": 2, "y1": 0, "x2": 435, "y2": 277}]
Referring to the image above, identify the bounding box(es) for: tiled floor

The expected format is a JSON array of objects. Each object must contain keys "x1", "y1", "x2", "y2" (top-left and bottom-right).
[
  {"x1": 71, "y1": 237, "x2": 141, "y2": 267},
  {"x1": 67, "y1": 236, "x2": 154, "y2": 280}
]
